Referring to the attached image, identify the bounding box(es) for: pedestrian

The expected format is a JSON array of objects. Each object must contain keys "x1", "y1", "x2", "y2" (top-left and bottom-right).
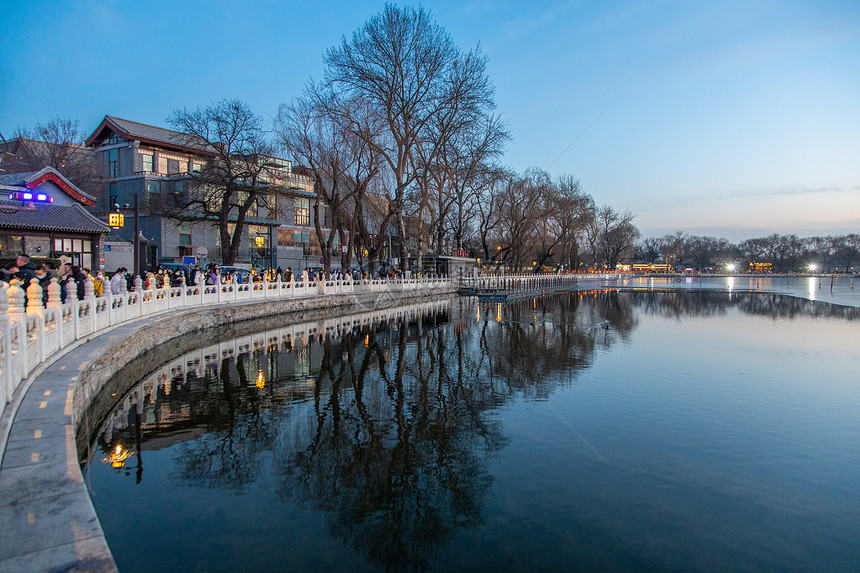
[
  {"x1": 35, "y1": 264, "x2": 52, "y2": 305},
  {"x1": 93, "y1": 270, "x2": 106, "y2": 297},
  {"x1": 15, "y1": 254, "x2": 38, "y2": 284},
  {"x1": 111, "y1": 268, "x2": 127, "y2": 295}
]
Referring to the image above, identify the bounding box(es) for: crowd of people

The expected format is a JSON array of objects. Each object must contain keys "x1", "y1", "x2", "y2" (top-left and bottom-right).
[{"x1": 2, "y1": 255, "x2": 431, "y2": 307}]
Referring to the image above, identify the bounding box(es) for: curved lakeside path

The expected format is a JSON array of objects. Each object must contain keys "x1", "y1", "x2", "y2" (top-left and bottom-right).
[{"x1": 0, "y1": 275, "x2": 857, "y2": 572}]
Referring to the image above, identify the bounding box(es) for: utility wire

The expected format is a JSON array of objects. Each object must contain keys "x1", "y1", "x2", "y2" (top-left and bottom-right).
[{"x1": 545, "y1": 110, "x2": 606, "y2": 170}]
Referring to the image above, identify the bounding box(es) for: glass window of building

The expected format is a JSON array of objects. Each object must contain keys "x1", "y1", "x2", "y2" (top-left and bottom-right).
[
  {"x1": 108, "y1": 149, "x2": 119, "y2": 177},
  {"x1": 158, "y1": 156, "x2": 168, "y2": 174},
  {"x1": 294, "y1": 198, "x2": 310, "y2": 226},
  {"x1": 142, "y1": 153, "x2": 154, "y2": 173},
  {"x1": 179, "y1": 222, "x2": 192, "y2": 246}
]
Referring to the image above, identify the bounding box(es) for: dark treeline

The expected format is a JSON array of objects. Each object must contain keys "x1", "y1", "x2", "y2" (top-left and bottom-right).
[{"x1": 636, "y1": 232, "x2": 860, "y2": 273}]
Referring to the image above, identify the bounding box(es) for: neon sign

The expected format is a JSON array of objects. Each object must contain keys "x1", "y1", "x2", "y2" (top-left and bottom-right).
[{"x1": 9, "y1": 191, "x2": 53, "y2": 203}]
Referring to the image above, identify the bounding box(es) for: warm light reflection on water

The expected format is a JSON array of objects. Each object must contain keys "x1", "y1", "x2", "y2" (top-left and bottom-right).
[{"x1": 83, "y1": 292, "x2": 860, "y2": 573}]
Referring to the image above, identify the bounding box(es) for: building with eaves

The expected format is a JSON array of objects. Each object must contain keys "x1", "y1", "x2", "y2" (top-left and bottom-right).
[{"x1": 0, "y1": 167, "x2": 109, "y2": 269}]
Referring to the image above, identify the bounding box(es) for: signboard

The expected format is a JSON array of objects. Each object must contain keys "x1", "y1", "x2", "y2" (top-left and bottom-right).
[
  {"x1": 108, "y1": 213, "x2": 124, "y2": 228},
  {"x1": 183, "y1": 256, "x2": 196, "y2": 265},
  {"x1": 104, "y1": 245, "x2": 112, "y2": 251}
]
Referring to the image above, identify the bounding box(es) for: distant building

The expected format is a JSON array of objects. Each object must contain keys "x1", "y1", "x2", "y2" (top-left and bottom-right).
[
  {"x1": 84, "y1": 115, "x2": 327, "y2": 270},
  {"x1": 0, "y1": 167, "x2": 109, "y2": 268}
]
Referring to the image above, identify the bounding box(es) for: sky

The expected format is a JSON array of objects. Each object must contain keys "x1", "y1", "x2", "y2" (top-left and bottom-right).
[{"x1": 1, "y1": 0, "x2": 858, "y2": 241}]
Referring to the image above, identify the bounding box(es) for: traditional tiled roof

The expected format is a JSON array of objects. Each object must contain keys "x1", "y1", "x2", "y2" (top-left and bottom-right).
[
  {"x1": 0, "y1": 167, "x2": 97, "y2": 206},
  {"x1": 0, "y1": 200, "x2": 110, "y2": 233},
  {"x1": 85, "y1": 115, "x2": 215, "y2": 155}
]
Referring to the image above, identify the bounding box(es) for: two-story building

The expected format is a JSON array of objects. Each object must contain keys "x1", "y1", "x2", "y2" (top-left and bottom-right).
[{"x1": 84, "y1": 115, "x2": 328, "y2": 271}]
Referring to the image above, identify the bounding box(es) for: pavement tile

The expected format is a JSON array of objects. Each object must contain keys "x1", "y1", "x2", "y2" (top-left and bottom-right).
[
  {"x1": 0, "y1": 490, "x2": 104, "y2": 558},
  {"x1": 0, "y1": 536, "x2": 115, "y2": 573},
  {"x1": 9, "y1": 395, "x2": 70, "y2": 424},
  {"x1": 1, "y1": 432, "x2": 69, "y2": 470},
  {"x1": 5, "y1": 418, "x2": 68, "y2": 444},
  {"x1": 0, "y1": 461, "x2": 82, "y2": 506}
]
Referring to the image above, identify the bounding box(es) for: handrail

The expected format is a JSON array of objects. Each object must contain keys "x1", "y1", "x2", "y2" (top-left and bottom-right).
[{"x1": 0, "y1": 273, "x2": 455, "y2": 412}]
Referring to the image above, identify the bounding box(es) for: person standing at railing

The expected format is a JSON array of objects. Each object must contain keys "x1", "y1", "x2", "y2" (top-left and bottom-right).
[
  {"x1": 15, "y1": 254, "x2": 38, "y2": 284},
  {"x1": 110, "y1": 268, "x2": 127, "y2": 295},
  {"x1": 35, "y1": 264, "x2": 52, "y2": 305},
  {"x1": 92, "y1": 271, "x2": 106, "y2": 297},
  {"x1": 64, "y1": 265, "x2": 86, "y2": 301}
]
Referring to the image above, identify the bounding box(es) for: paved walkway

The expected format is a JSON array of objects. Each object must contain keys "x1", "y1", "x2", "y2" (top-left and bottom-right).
[
  {"x1": 1, "y1": 279, "x2": 857, "y2": 572},
  {"x1": 0, "y1": 314, "x2": 169, "y2": 572}
]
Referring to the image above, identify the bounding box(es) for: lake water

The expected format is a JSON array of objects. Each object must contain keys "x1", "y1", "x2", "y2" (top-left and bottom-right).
[{"x1": 82, "y1": 291, "x2": 860, "y2": 572}]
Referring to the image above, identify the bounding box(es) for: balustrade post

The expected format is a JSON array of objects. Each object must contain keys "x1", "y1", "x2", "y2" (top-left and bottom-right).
[
  {"x1": 0, "y1": 282, "x2": 10, "y2": 405},
  {"x1": 7, "y1": 280, "x2": 26, "y2": 327},
  {"x1": 134, "y1": 275, "x2": 144, "y2": 293},
  {"x1": 47, "y1": 278, "x2": 61, "y2": 310},
  {"x1": 179, "y1": 273, "x2": 187, "y2": 306},
  {"x1": 26, "y1": 278, "x2": 44, "y2": 319}
]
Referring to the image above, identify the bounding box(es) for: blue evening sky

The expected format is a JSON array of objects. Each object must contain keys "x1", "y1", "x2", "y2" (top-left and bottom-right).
[{"x1": 1, "y1": 0, "x2": 858, "y2": 241}]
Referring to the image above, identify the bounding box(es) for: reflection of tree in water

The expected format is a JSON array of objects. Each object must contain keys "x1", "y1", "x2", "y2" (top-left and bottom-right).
[
  {"x1": 272, "y1": 316, "x2": 508, "y2": 572},
  {"x1": 632, "y1": 291, "x2": 860, "y2": 321},
  {"x1": 170, "y1": 354, "x2": 279, "y2": 491},
  {"x1": 476, "y1": 292, "x2": 638, "y2": 399}
]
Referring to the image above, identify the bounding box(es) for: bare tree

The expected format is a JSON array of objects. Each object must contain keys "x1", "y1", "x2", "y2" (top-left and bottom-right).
[
  {"x1": 593, "y1": 205, "x2": 639, "y2": 269},
  {"x1": 321, "y1": 4, "x2": 498, "y2": 270},
  {"x1": 276, "y1": 91, "x2": 383, "y2": 273},
  {"x1": 6, "y1": 117, "x2": 101, "y2": 197},
  {"x1": 167, "y1": 99, "x2": 279, "y2": 266}
]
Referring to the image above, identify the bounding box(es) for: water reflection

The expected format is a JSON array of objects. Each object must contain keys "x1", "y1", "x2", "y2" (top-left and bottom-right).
[{"x1": 83, "y1": 292, "x2": 859, "y2": 572}]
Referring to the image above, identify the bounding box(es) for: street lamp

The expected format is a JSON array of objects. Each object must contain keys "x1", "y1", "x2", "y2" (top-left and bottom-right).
[{"x1": 112, "y1": 194, "x2": 142, "y2": 277}]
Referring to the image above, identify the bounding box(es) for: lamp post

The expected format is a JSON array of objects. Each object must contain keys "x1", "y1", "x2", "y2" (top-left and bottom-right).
[{"x1": 111, "y1": 194, "x2": 142, "y2": 277}]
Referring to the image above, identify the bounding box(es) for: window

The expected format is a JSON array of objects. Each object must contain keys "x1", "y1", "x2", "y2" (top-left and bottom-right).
[
  {"x1": 108, "y1": 183, "x2": 118, "y2": 209},
  {"x1": 108, "y1": 149, "x2": 119, "y2": 178},
  {"x1": 142, "y1": 153, "x2": 154, "y2": 173},
  {"x1": 147, "y1": 180, "x2": 161, "y2": 197},
  {"x1": 192, "y1": 161, "x2": 204, "y2": 173},
  {"x1": 179, "y1": 222, "x2": 191, "y2": 246},
  {"x1": 294, "y1": 198, "x2": 310, "y2": 226},
  {"x1": 167, "y1": 159, "x2": 180, "y2": 174},
  {"x1": 157, "y1": 156, "x2": 168, "y2": 174}
]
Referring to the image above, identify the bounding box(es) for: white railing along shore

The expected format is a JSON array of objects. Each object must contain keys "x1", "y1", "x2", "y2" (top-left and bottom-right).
[
  {"x1": 0, "y1": 272, "x2": 454, "y2": 412},
  {"x1": 460, "y1": 272, "x2": 621, "y2": 292}
]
